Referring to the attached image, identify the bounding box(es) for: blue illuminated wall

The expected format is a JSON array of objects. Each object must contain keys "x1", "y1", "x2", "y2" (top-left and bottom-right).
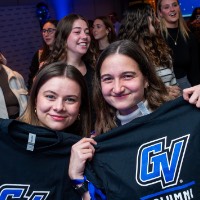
[
  {"x1": 49, "y1": 0, "x2": 73, "y2": 19},
  {"x1": 179, "y1": 0, "x2": 200, "y2": 17}
]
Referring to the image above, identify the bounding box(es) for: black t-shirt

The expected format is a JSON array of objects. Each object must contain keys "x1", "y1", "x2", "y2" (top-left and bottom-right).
[
  {"x1": 0, "y1": 119, "x2": 82, "y2": 200},
  {"x1": 165, "y1": 28, "x2": 200, "y2": 85},
  {"x1": 88, "y1": 97, "x2": 200, "y2": 200}
]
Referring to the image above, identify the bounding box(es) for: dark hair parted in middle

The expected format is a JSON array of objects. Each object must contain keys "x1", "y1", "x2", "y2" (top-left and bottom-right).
[{"x1": 93, "y1": 40, "x2": 171, "y2": 134}]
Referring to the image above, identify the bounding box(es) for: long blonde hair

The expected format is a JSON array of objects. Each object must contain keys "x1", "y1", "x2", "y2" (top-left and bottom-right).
[{"x1": 157, "y1": 0, "x2": 190, "y2": 41}]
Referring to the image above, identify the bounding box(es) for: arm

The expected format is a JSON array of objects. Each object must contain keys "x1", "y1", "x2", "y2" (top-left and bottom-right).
[
  {"x1": 69, "y1": 138, "x2": 97, "y2": 200},
  {"x1": 183, "y1": 84, "x2": 200, "y2": 108}
]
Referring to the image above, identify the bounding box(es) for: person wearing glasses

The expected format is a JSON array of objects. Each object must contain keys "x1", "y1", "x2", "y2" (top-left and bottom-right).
[{"x1": 27, "y1": 19, "x2": 58, "y2": 91}]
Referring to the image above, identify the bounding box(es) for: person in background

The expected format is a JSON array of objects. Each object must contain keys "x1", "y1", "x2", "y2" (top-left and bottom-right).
[
  {"x1": 20, "y1": 62, "x2": 91, "y2": 136},
  {"x1": 68, "y1": 40, "x2": 174, "y2": 199},
  {"x1": 187, "y1": 7, "x2": 200, "y2": 69},
  {"x1": 118, "y1": 3, "x2": 180, "y2": 98},
  {"x1": 108, "y1": 11, "x2": 121, "y2": 35},
  {"x1": 92, "y1": 16, "x2": 116, "y2": 65},
  {"x1": 44, "y1": 14, "x2": 94, "y2": 93},
  {"x1": 0, "y1": 52, "x2": 7, "y2": 65},
  {"x1": 157, "y1": 0, "x2": 200, "y2": 89},
  {"x1": 0, "y1": 53, "x2": 28, "y2": 119},
  {"x1": 28, "y1": 19, "x2": 58, "y2": 90}
]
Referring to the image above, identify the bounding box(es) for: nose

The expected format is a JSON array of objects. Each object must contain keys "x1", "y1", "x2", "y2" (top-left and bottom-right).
[
  {"x1": 113, "y1": 79, "x2": 124, "y2": 94},
  {"x1": 80, "y1": 31, "x2": 88, "y2": 39},
  {"x1": 93, "y1": 26, "x2": 97, "y2": 32},
  {"x1": 169, "y1": 4, "x2": 175, "y2": 11},
  {"x1": 53, "y1": 99, "x2": 65, "y2": 112}
]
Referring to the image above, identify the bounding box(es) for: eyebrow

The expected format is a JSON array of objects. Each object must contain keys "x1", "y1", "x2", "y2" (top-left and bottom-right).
[
  {"x1": 43, "y1": 90, "x2": 57, "y2": 95},
  {"x1": 72, "y1": 27, "x2": 89, "y2": 30},
  {"x1": 101, "y1": 71, "x2": 136, "y2": 78},
  {"x1": 43, "y1": 90, "x2": 79, "y2": 98},
  {"x1": 94, "y1": 23, "x2": 105, "y2": 27}
]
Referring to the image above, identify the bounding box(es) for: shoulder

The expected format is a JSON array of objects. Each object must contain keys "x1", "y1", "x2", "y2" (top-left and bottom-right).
[{"x1": 3, "y1": 65, "x2": 24, "y2": 80}]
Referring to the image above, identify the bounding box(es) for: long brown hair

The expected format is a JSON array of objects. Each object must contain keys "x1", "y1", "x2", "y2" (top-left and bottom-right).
[
  {"x1": 45, "y1": 14, "x2": 93, "y2": 66},
  {"x1": 93, "y1": 40, "x2": 171, "y2": 134},
  {"x1": 20, "y1": 62, "x2": 91, "y2": 136},
  {"x1": 118, "y1": 3, "x2": 172, "y2": 69}
]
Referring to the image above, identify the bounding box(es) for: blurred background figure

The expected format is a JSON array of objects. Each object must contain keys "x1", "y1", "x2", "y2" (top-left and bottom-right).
[
  {"x1": 0, "y1": 52, "x2": 7, "y2": 65},
  {"x1": 92, "y1": 16, "x2": 116, "y2": 65},
  {"x1": 188, "y1": 7, "x2": 200, "y2": 62},
  {"x1": 108, "y1": 11, "x2": 121, "y2": 35},
  {"x1": 157, "y1": 0, "x2": 200, "y2": 89},
  {"x1": 0, "y1": 53, "x2": 28, "y2": 119},
  {"x1": 27, "y1": 19, "x2": 58, "y2": 91}
]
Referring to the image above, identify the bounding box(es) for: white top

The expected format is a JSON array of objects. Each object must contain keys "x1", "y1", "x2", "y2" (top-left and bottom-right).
[{"x1": 116, "y1": 101, "x2": 152, "y2": 125}]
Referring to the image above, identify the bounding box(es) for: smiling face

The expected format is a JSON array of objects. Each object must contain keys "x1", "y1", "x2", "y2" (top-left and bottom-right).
[
  {"x1": 100, "y1": 54, "x2": 148, "y2": 115},
  {"x1": 158, "y1": 0, "x2": 180, "y2": 28},
  {"x1": 42, "y1": 22, "x2": 56, "y2": 48},
  {"x1": 66, "y1": 19, "x2": 91, "y2": 57},
  {"x1": 36, "y1": 76, "x2": 81, "y2": 131}
]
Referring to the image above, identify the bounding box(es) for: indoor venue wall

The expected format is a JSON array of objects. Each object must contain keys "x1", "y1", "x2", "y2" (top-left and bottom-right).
[{"x1": 0, "y1": 0, "x2": 128, "y2": 84}]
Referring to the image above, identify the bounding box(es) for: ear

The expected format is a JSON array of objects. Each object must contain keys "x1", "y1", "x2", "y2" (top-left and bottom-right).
[
  {"x1": 144, "y1": 79, "x2": 149, "y2": 89},
  {"x1": 157, "y1": 9, "x2": 163, "y2": 18},
  {"x1": 106, "y1": 28, "x2": 111, "y2": 35}
]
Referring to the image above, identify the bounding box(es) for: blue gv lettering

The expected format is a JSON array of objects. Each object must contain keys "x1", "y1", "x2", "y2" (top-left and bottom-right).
[
  {"x1": 136, "y1": 135, "x2": 190, "y2": 188},
  {"x1": 0, "y1": 184, "x2": 49, "y2": 200}
]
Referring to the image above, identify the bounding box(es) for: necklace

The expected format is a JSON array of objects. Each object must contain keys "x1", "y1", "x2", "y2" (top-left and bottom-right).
[{"x1": 168, "y1": 28, "x2": 179, "y2": 45}]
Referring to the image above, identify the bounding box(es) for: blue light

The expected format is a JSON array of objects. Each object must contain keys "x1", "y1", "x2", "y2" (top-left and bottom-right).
[
  {"x1": 50, "y1": 0, "x2": 73, "y2": 20},
  {"x1": 179, "y1": 0, "x2": 200, "y2": 17}
]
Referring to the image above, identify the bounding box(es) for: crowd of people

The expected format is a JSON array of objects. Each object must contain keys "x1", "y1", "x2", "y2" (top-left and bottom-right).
[{"x1": 1, "y1": 0, "x2": 200, "y2": 199}]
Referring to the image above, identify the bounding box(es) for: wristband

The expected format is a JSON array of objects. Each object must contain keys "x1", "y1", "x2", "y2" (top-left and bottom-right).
[{"x1": 71, "y1": 177, "x2": 89, "y2": 196}]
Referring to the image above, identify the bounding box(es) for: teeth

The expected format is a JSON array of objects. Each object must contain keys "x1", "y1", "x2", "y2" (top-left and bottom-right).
[
  {"x1": 79, "y1": 43, "x2": 87, "y2": 46},
  {"x1": 169, "y1": 13, "x2": 175, "y2": 16}
]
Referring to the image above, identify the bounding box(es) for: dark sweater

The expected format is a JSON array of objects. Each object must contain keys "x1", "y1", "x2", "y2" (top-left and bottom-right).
[{"x1": 165, "y1": 28, "x2": 200, "y2": 86}]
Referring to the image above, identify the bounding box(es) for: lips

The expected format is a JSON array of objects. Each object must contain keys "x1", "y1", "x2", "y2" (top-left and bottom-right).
[{"x1": 50, "y1": 115, "x2": 66, "y2": 121}]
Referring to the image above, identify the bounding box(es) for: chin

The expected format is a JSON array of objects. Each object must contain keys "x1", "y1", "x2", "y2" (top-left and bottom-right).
[{"x1": 48, "y1": 125, "x2": 65, "y2": 131}]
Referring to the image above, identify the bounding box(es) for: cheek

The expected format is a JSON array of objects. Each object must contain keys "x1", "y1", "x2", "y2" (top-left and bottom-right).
[
  {"x1": 36, "y1": 96, "x2": 49, "y2": 113},
  {"x1": 69, "y1": 103, "x2": 81, "y2": 115},
  {"x1": 101, "y1": 83, "x2": 110, "y2": 97}
]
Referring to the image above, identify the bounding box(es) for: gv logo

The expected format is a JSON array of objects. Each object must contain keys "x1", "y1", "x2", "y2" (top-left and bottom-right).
[
  {"x1": 136, "y1": 135, "x2": 190, "y2": 188},
  {"x1": 0, "y1": 184, "x2": 49, "y2": 200}
]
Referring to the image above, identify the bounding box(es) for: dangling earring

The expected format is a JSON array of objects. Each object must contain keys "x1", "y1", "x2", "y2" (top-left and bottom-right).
[
  {"x1": 77, "y1": 114, "x2": 80, "y2": 120},
  {"x1": 34, "y1": 108, "x2": 37, "y2": 113}
]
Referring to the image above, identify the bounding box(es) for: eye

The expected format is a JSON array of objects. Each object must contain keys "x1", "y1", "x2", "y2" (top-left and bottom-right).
[
  {"x1": 45, "y1": 94, "x2": 56, "y2": 100},
  {"x1": 74, "y1": 31, "x2": 81, "y2": 34},
  {"x1": 101, "y1": 76, "x2": 113, "y2": 83},
  {"x1": 163, "y1": 5, "x2": 170, "y2": 10},
  {"x1": 65, "y1": 97, "x2": 77, "y2": 104},
  {"x1": 123, "y1": 73, "x2": 134, "y2": 80},
  {"x1": 172, "y1": 2, "x2": 178, "y2": 7},
  {"x1": 85, "y1": 30, "x2": 90, "y2": 35}
]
